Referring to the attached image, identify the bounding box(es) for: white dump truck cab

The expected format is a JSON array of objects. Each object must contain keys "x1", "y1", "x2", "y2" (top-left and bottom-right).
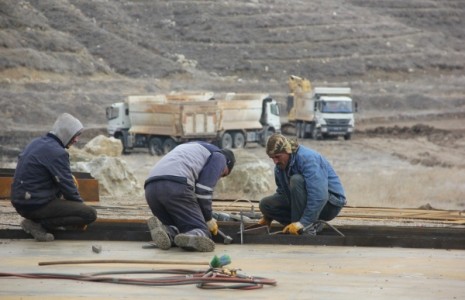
[
  {"x1": 313, "y1": 87, "x2": 355, "y2": 140},
  {"x1": 106, "y1": 102, "x2": 130, "y2": 136},
  {"x1": 260, "y1": 96, "x2": 281, "y2": 132},
  {"x1": 105, "y1": 102, "x2": 134, "y2": 152}
]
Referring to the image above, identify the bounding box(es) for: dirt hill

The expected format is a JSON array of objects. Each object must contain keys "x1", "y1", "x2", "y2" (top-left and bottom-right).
[
  {"x1": 1, "y1": 0, "x2": 465, "y2": 131},
  {"x1": 0, "y1": 0, "x2": 465, "y2": 210}
]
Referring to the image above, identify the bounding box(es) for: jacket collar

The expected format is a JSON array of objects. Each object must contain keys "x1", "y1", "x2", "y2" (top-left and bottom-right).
[
  {"x1": 285, "y1": 145, "x2": 300, "y2": 175},
  {"x1": 46, "y1": 132, "x2": 65, "y2": 148}
]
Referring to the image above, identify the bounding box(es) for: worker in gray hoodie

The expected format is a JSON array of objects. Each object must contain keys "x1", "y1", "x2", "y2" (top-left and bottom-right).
[{"x1": 10, "y1": 113, "x2": 97, "y2": 241}]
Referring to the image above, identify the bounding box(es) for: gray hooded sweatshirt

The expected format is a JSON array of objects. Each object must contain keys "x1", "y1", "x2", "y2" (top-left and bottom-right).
[{"x1": 50, "y1": 113, "x2": 83, "y2": 147}]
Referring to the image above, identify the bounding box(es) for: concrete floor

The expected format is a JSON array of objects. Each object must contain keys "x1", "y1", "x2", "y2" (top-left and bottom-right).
[{"x1": 0, "y1": 239, "x2": 464, "y2": 299}]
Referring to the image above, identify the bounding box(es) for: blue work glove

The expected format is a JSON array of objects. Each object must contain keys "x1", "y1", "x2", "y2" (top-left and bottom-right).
[{"x1": 282, "y1": 222, "x2": 303, "y2": 235}]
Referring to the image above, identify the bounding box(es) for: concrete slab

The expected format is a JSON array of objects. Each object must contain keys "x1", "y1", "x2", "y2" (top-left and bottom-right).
[{"x1": 0, "y1": 239, "x2": 464, "y2": 299}]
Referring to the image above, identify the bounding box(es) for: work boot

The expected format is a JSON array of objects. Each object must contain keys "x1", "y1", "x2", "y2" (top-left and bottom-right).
[
  {"x1": 174, "y1": 233, "x2": 215, "y2": 252},
  {"x1": 20, "y1": 219, "x2": 54, "y2": 242},
  {"x1": 146, "y1": 216, "x2": 172, "y2": 250},
  {"x1": 257, "y1": 216, "x2": 272, "y2": 227}
]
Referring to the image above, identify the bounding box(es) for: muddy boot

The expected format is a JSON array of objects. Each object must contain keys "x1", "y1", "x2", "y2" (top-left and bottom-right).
[
  {"x1": 174, "y1": 233, "x2": 215, "y2": 252},
  {"x1": 20, "y1": 219, "x2": 54, "y2": 242},
  {"x1": 146, "y1": 216, "x2": 172, "y2": 250}
]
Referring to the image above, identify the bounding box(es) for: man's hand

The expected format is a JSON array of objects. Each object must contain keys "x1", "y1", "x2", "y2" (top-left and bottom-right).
[
  {"x1": 282, "y1": 222, "x2": 303, "y2": 235},
  {"x1": 206, "y1": 218, "x2": 218, "y2": 235}
]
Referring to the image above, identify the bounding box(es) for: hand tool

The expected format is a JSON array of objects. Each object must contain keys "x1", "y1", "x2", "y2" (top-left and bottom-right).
[
  {"x1": 237, "y1": 224, "x2": 270, "y2": 235},
  {"x1": 217, "y1": 229, "x2": 233, "y2": 244}
]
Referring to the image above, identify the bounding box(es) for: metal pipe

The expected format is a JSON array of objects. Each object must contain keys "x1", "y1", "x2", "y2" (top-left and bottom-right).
[{"x1": 38, "y1": 259, "x2": 209, "y2": 266}]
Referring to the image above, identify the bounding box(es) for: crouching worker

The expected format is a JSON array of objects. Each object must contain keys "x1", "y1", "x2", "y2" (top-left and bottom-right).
[
  {"x1": 259, "y1": 134, "x2": 346, "y2": 235},
  {"x1": 10, "y1": 113, "x2": 97, "y2": 242},
  {"x1": 144, "y1": 141, "x2": 235, "y2": 252}
]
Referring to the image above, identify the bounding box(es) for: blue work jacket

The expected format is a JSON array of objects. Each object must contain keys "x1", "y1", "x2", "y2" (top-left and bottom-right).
[{"x1": 274, "y1": 145, "x2": 346, "y2": 226}]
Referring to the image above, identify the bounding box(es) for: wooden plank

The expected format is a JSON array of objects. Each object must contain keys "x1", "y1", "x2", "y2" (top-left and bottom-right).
[
  {"x1": 77, "y1": 179, "x2": 100, "y2": 202},
  {"x1": 0, "y1": 177, "x2": 13, "y2": 199},
  {"x1": 0, "y1": 175, "x2": 99, "y2": 202},
  {"x1": 212, "y1": 200, "x2": 465, "y2": 224}
]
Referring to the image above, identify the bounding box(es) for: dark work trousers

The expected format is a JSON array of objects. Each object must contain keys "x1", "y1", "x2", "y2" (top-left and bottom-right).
[
  {"x1": 17, "y1": 198, "x2": 97, "y2": 229},
  {"x1": 259, "y1": 174, "x2": 342, "y2": 225},
  {"x1": 145, "y1": 179, "x2": 210, "y2": 238}
]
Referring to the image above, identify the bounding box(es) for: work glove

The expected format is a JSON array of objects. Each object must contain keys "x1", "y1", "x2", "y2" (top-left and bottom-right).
[
  {"x1": 282, "y1": 222, "x2": 303, "y2": 235},
  {"x1": 257, "y1": 217, "x2": 272, "y2": 227},
  {"x1": 206, "y1": 218, "x2": 218, "y2": 235},
  {"x1": 72, "y1": 175, "x2": 79, "y2": 189}
]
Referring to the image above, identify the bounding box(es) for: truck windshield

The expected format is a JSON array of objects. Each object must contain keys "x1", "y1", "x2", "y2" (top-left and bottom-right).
[
  {"x1": 270, "y1": 103, "x2": 280, "y2": 116},
  {"x1": 105, "y1": 107, "x2": 119, "y2": 120},
  {"x1": 321, "y1": 101, "x2": 352, "y2": 113}
]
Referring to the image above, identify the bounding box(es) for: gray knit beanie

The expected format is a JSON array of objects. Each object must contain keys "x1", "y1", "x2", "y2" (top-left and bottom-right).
[{"x1": 50, "y1": 113, "x2": 83, "y2": 147}]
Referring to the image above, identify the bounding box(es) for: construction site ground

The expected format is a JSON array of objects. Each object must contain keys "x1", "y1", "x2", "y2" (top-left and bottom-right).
[
  {"x1": 1, "y1": 116, "x2": 465, "y2": 298},
  {"x1": 1, "y1": 196, "x2": 465, "y2": 299},
  {"x1": 1, "y1": 239, "x2": 464, "y2": 300}
]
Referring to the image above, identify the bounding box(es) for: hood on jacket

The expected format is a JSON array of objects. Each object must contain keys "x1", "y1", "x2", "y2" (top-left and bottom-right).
[{"x1": 49, "y1": 113, "x2": 83, "y2": 147}]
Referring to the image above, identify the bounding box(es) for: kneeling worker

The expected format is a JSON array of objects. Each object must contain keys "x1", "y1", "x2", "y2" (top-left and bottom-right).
[
  {"x1": 259, "y1": 134, "x2": 346, "y2": 235},
  {"x1": 10, "y1": 113, "x2": 97, "y2": 241},
  {"x1": 144, "y1": 141, "x2": 235, "y2": 252}
]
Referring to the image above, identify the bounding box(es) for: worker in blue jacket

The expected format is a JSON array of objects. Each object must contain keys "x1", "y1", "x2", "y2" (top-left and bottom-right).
[
  {"x1": 259, "y1": 133, "x2": 346, "y2": 235},
  {"x1": 144, "y1": 141, "x2": 235, "y2": 252},
  {"x1": 11, "y1": 113, "x2": 97, "y2": 241}
]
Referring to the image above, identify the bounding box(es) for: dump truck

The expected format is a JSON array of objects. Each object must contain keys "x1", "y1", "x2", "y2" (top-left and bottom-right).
[
  {"x1": 285, "y1": 75, "x2": 355, "y2": 140},
  {"x1": 105, "y1": 91, "x2": 281, "y2": 155}
]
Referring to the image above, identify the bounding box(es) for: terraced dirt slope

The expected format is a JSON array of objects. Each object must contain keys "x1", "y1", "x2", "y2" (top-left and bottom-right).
[
  {"x1": 0, "y1": 1, "x2": 465, "y2": 211},
  {"x1": 1, "y1": 0, "x2": 464, "y2": 130}
]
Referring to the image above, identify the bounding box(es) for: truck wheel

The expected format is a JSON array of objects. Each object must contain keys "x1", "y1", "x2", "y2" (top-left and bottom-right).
[
  {"x1": 232, "y1": 132, "x2": 245, "y2": 148},
  {"x1": 116, "y1": 135, "x2": 130, "y2": 155},
  {"x1": 302, "y1": 123, "x2": 312, "y2": 139},
  {"x1": 296, "y1": 123, "x2": 301, "y2": 138},
  {"x1": 344, "y1": 133, "x2": 352, "y2": 140},
  {"x1": 260, "y1": 128, "x2": 274, "y2": 147},
  {"x1": 220, "y1": 132, "x2": 233, "y2": 149},
  {"x1": 148, "y1": 137, "x2": 163, "y2": 156},
  {"x1": 299, "y1": 122, "x2": 306, "y2": 139},
  {"x1": 163, "y1": 138, "x2": 177, "y2": 153},
  {"x1": 312, "y1": 126, "x2": 321, "y2": 140}
]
